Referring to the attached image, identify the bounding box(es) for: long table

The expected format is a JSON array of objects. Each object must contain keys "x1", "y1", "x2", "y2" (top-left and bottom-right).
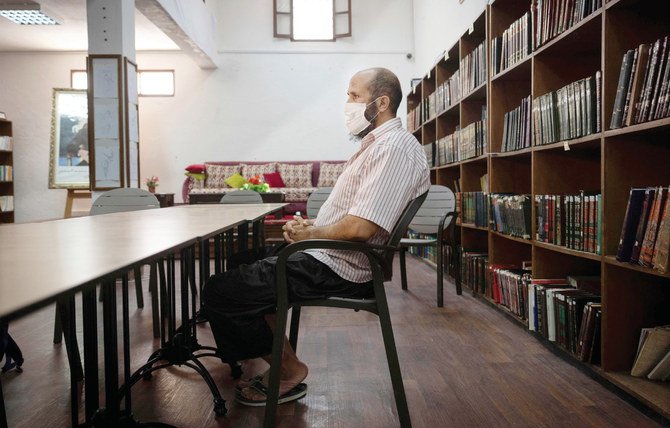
[{"x1": 0, "y1": 203, "x2": 285, "y2": 427}]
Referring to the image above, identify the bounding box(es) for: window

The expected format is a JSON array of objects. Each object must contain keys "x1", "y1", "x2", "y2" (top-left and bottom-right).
[
  {"x1": 70, "y1": 69, "x2": 175, "y2": 97},
  {"x1": 274, "y1": 0, "x2": 351, "y2": 41}
]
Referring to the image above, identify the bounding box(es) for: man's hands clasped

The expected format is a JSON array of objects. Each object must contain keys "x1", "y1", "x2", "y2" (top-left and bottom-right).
[{"x1": 282, "y1": 216, "x2": 316, "y2": 243}]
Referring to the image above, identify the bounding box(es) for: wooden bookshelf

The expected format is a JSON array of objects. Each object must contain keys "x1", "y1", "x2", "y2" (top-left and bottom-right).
[
  {"x1": 408, "y1": 0, "x2": 670, "y2": 420},
  {"x1": 0, "y1": 117, "x2": 14, "y2": 223}
]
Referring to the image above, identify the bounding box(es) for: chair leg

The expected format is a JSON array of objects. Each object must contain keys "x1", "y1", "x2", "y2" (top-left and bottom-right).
[
  {"x1": 399, "y1": 247, "x2": 408, "y2": 291},
  {"x1": 437, "y1": 243, "x2": 444, "y2": 308},
  {"x1": 375, "y1": 292, "x2": 412, "y2": 427},
  {"x1": 134, "y1": 266, "x2": 144, "y2": 309},
  {"x1": 452, "y1": 245, "x2": 462, "y2": 296},
  {"x1": 288, "y1": 307, "x2": 301, "y2": 352},
  {"x1": 263, "y1": 308, "x2": 289, "y2": 427}
]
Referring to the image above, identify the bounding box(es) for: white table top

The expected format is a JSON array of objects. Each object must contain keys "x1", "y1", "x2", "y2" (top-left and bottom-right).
[{"x1": 0, "y1": 203, "x2": 285, "y2": 319}]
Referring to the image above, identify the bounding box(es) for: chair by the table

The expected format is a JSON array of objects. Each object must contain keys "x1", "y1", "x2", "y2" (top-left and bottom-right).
[
  {"x1": 263, "y1": 190, "x2": 429, "y2": 428},
  {"x1": 398, "y1": 185, "x2": 461, "y2": 307},
  {"x1": 219, "y1": 190, "x2": 263, "y2": 204},
  {"x1": 305, "y1": 187, "x2": 333, "y2": 219}
]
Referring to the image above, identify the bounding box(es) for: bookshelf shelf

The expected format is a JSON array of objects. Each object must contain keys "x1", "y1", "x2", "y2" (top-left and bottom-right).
[
  {"x1": 603, "y1": 256, "x2": 670, "y2": 279},
  {"x1": 491, "y1": 230, "x2": 532, "y2": 245},
  {"x1": 460, "y1": 223, "x2": 488, "y2": 232},
  {"x1": 604, "y1": 117, "x2": 670, "y2": 138},
  {"x1": 533, "y1": 8, "x2": 603, "y2": 57},
  {"x1": 533, "y1": 241, "x2": 602, "y2": 261},
  {"x1": 491, "y1": 55, "x2": 532, "y2": 83},
  {"x1": 409, "y1": 2, "x2": 670, "y2": 419},
  {"x1": 461, "y1": 81, "x2": 487, "y2": 103}
]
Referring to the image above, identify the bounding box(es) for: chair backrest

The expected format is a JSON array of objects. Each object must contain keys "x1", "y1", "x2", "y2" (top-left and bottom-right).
[
  {"x1": 379, "y1": 190, "x2": 429, "y2": 280},
  {"x1": 90, "y1": 188, "x2": 160, "y2": 216},
  {"x1": 219, "y1": 190, "x2": 263, "y2": 204},
  {"x1": 408, "y1": 185, "x2": 456, "y2": 234},
  {"x1": 306, "y1": 187, "x2": 333, "y2": 218}
]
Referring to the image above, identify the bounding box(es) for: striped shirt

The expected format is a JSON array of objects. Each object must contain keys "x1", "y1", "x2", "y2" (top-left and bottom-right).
[{"x1": 305, "y1": 117, "x2": 430, "y2": 283}]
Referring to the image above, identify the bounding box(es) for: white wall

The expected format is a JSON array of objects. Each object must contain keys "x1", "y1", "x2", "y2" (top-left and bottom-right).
[
  {"x1": 0, "y1": 0, "x2": 417, "y2": 222},
  {"x1": 412, "y1": 0, "x2": 488, "y2": 75}
]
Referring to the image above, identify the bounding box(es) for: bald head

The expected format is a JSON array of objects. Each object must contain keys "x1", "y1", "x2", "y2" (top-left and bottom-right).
[{"x1": 356, "y1": 68, "x2": 403, "y2": 116}]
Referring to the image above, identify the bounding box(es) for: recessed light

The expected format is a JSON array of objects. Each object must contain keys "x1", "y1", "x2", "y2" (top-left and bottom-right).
[{"x1": 0, "y1": 2, "x2": 62, "y2": 25}]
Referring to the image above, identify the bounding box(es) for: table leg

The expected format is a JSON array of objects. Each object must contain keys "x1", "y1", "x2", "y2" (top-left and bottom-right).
[
  {"x1": 0, "y1": 373, "x2": 7, "y2": 428},
  {"x1": 252, "y1": 220, "x2": 262, "y2": 251},
  {"x1": 58, "y1": 296, "x2": 81, "y2": 427},
  {"x1": 81, "y1": 286, "x2": 99, "y2": 423},
  {"x1": 102, "y1": 280, "x2": 120, "y2": 419},
  {"x1": 121, "y1": 275, "x2": 132, "y2": 416}
]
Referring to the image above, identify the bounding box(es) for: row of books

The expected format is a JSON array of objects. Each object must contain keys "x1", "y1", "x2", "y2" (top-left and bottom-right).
[
  {"x1": 405, "y1": 230, "x2": 438, "y2": 263},
  {"x1": 532, "y1": 72, "x2": 601, "y2": 146},
  {"x1": 0, "y1": 165, "x2": 13, "y2": 182},
  {"x1": 501, "y1": 95, "x2": 532, "y2": 152},
  {"x1": 459, "y1": 191, "x2": 488, "y2": 227},
  {"x1": 532, "y1": 0, "x2": 602, "y2": 49},
  {"x1": 460, "y1": 41, "x2": 486, "y2": 96},
  {"x1": 490, "y1": 266, "x2": 531, "y2": 319},
  {"x1": 528, "y1": 276, "x2": 602, "y2": 363},
  {"x1": 459, "y1": 118, "x2": 487, "y2": 161},
  {"x1": 616, "y1": 186, "x2": 670, "y2": 273},
  {"x1": 490, "y1": 194, "x2": 532, "y2": 239},
  {"x1": 435, "y1": 71, "x2": 461, "y2": 114},
  {"x1": 610, "y1": 36, "x2": 670, "y2": 130},
  {"x1": 631, "y1": 325, "x2": 670, "y2": 381},
  {"x1": 0, "y1": 195, "x2": 13, "y2": 212},
  {"x1": 407, "y1": 100, "x2": 428, "y2": 132},
  {"x1": 535, "y1": 192, "x2": 602, "y2": 255},
  {"x1": 491, "y1": 12, "x2": 532, "y2": 76},
  {"x1": 460, "y1": 250, "x2": 488, "y2": 295},
  {"x1": 0, "y1": 136, "x2": 12, "y2": 151}
]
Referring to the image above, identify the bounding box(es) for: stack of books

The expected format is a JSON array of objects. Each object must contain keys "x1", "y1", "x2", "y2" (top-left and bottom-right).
[
  {"x1": 616, "y1": 186, "x2": 670, "y2": 272},
  {"x1": 491, "y1": 11, "x2": 532, "y2": 76},
  {"x1": 489, "y1": 194, "x2": 532, "y2": 239},
  {"x1": 501, "y1": 96, "x2": 532, "y2": 152},
  {"x1": 460, "y1": 41, "x2": 487, "y2": 95},
  {"x1": 533, "y1": 0, "x2": 603, "y2": 49},
  {"x1": 532, "y1": 72, "x2": 601, "y2": 146},
  {"x1": 459, "y1": 191, "x2": 488, "y2": 227},
  {"x1": 631, "y1": 325, "x2": 670, "y2": 381},
  {"x1": 610, "y1": 36, "x2": 670, "y2": 129}
]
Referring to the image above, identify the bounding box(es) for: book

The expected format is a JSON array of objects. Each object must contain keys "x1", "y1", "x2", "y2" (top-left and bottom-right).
[
  {"x1": 629, "y1": 187, "x2": 656, "y2": 264},
  {"x1": 640, "y1": 187, "x2": 666, "y2": 267},
  {"x1": 566, "y1": 275, "x2": 601, "y2": 295},
  {"x1": 631, "y1": 325, "x2": 670, "y2": 377},
  {"x1": 590, "y1": 307, "x2": 602, "y2": 365},
  {"x1": 577, "y1": 302, "x2": 601, "y2": 362},
  {"x1": 626, "y1": 44, "x2": 651, "y2": 127},
  {"x1": 610, "y1": 49, "x2": 635, "y2": 129},
  {"x1": 652, "y1": 192, "x2": 670, "y2": 272},
  {"x1": 616, "y1": 188, "x2": 647, "y2": 262},
  {"x1": 647, "y1": 349, "x2": 670, "y2": 381}
]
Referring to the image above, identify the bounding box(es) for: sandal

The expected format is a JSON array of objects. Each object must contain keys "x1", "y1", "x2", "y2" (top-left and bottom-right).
[{"x1": 236, "y1": 379, "x2": 307, "y2": 407}]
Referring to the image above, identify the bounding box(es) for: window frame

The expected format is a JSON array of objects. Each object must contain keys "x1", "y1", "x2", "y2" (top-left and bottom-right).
[
  {"x1": 70, "y1": 69, "x2": 176, "y2": 97},
  {"x1": 273, "y1": 0, "x2": 351, "y2": 42}
]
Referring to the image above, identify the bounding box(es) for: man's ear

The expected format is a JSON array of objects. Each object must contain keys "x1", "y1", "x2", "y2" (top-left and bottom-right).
[{"x1": 377, "y1": 95, "x2": 391, "y2": 113}]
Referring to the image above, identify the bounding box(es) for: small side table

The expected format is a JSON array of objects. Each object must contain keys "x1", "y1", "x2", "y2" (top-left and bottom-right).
[{"x1": 154, "y1": 193, "x2": 175, "y2": 208}]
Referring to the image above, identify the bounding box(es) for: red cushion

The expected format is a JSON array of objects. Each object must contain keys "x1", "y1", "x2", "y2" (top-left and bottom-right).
[
  {"x1": 263, "y1": 171, "x2": 285, "y2": 188},
  {"x1": 185, "y1": 163, "x2": 206, "y2": 173}
]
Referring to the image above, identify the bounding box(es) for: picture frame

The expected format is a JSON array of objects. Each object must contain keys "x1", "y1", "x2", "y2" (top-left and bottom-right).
[{"x1": 48, "y1": 88, "x2": 90, "y2": 189}]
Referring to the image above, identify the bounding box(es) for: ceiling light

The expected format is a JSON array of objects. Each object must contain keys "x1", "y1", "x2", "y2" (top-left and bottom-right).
[{"x1": 0, "y1": 1, "x2": 61, "y2": 25}]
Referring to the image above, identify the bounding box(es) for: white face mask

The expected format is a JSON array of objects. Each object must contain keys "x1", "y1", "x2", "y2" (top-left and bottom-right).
[{"x1": 344, "y1": 98, "x2": 380, "y2": 135}]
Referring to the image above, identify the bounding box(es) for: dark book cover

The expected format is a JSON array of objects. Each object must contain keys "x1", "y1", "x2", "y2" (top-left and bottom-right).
[
  {"x1": 640, "y1": 187, "x2": 666, "y2": 267},
  {"x1": 626, "y1": 44, "x2": 651, "y2": 127},
  {"x1": 568, "y1": 294, "x2": 601, "y2": 354},
  {"x1": 621, "y1": 48, "x2": 639, "y2": 127},
  {"x1": 630, "y1": 187, "x2": 656, "y2": 264},
  {"x1": 589, "y1": 306, "x2": 603, "y2": 365},
  {"x1": 555, "y1": 289, "x2": 591, "y2": 350},
  {"x1": 616, "y1": 188, "x2": 647, "y2": 262},
  {"x1": 579, "y1": 302, "x2": 602, "y2": 362},
  {"x1": 648, "y1": 36, "x2": 669, "y2": 121},
  {"x1": 652, "y1": 190, "x2": 670, "y2": 272},
  {"x1": 637, "y1": 39, "x2": 660, "y2": 124},
  {"x1": 610, "y1": 49, "x2": 635, "y2": 129}
]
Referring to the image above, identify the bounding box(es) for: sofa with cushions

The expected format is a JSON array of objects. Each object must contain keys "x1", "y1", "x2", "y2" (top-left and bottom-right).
[{"x1": 182, "y1": 160, "x2": 346, "y2": 215}]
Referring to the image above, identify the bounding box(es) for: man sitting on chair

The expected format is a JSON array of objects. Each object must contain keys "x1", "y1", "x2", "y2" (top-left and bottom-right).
[{"x1": 203, "y1": 67, "x2": 430, "y2": 406}]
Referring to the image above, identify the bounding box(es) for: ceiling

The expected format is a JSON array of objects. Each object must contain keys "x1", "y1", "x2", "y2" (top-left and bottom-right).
[{"x1": 0, "y1": 0, "x2": 179, "y2": 51}]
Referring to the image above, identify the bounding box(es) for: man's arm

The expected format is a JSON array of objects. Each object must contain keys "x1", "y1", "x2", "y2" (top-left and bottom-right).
[{"x1": 282, "y1": 215, "x2": 379, "y2": 243}]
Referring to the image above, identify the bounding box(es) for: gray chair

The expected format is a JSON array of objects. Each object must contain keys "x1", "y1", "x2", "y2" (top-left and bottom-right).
[
  {"x1": 398, "y1": 185, "x2": 461, "y2": 307},
  {"x1": 305, "y1": 187, "x2": 333, "y2": 219},
  {"x1": 90, "y1": 187, "x2": 160, "y2": 215},
  {"x1": 263, "y1": 191, "x2": 429, "y2": 428},
  {"x1": 219, "y1": 189, "x2": 263, "y2": 204}
]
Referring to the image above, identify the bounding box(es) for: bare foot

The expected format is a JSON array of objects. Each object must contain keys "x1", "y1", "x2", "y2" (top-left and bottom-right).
[{"x1": 238, "y1": 360, "x2": 308, "y2": 401}]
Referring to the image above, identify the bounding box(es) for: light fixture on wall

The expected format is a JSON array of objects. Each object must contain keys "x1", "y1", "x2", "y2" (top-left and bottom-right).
[{"x1": 0, "y1": 1, "x2": 62, "y2": 25}]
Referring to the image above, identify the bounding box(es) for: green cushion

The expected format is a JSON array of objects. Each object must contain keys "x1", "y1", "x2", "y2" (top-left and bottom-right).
[{"x1": 224, "y1": 173, "x2": 247, "y2": 189}]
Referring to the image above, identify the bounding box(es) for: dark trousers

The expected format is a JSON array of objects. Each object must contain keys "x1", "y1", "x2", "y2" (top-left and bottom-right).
[
  {"x1": 0, "y1": 322, "x2": 23, "y2": 370},
  {"x1": 202, "y1": 246, "x2": 373, "y2": 362}
]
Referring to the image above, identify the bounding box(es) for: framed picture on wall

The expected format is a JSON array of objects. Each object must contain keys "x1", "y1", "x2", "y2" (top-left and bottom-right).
[{"x1": 48, "y1": 88, "x2": 90, "y2": 189}]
